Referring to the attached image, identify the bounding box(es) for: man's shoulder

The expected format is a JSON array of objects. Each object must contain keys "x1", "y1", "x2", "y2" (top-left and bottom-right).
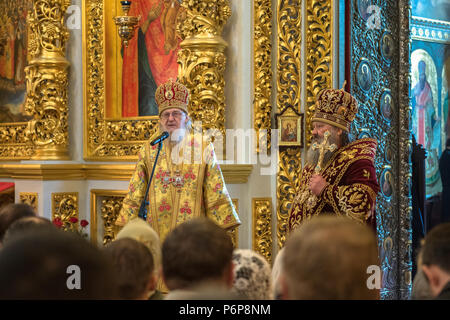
[{"x1": 337, "y1": 138, "x2": 378, "y2": 159}]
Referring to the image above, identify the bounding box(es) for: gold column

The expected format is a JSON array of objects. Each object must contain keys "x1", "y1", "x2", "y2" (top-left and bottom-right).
[
  {"x1": 254, "y1": 0, "x2": 273, "y2": 152},
  {"x1": 25, "y1": 0, "x2": 70, "y2": 159},
  {"x1": 252, "y1": 198, "x2": 273, "y2": 264},
  {"x1": 305, "y1": 0, "x2": 333, "y2": 144},
  {"x1": 177, "y1": 0, "x2": 231, "y2": 135},
  {"x1": 276, "y1": 0, "x2": 302, "y2": 249}
]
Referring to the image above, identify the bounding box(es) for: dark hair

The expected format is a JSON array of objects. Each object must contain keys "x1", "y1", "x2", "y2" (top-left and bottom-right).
[
  {"x1": 2, "y1": 216, "x2": 53, "y2": 246},
  {"x1": 283, "y1": 216, "x2": 379, "y2": 300},
  {"x1": 162, "y1": 218, "x2": 233, "y2": 290},
  {"x1": 421, "y1": 223, "x2": 450, "y2": 273},
  {"x1": 446, "y1": 138, "x2": 450, "y2": 148},
  {"x1": 0, "y1": 228, "x2": 118, "y2": 299},
  {"x1": 103, "y1": 237, "x2": 154, "y2": 299},
  {"x1": 0, "y1": 203, "x2": 36, "y2": 242}
]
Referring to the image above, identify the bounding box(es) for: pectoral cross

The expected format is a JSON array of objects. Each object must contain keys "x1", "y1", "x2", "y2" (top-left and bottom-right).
[{"x1": 311, "y1": 130, "x2": 337, "y2": 174}]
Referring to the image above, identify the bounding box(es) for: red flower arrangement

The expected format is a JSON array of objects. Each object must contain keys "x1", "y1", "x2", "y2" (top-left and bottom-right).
[{"x1": 52, "y1": 216, "x2": 89, "y2": 239}]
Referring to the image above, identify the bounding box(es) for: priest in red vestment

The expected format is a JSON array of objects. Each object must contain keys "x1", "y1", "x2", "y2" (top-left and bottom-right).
[{"x1": 288, "y1": 86, "x2": 380, "y2": 232}]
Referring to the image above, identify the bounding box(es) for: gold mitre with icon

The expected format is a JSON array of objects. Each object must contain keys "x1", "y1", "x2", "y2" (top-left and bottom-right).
[
  {"x1": 312, "y1": 83, "x2": 358, "y2": 132},
  {"x1": 155, "y1": 79, "x2": 190, "y2": 115}
]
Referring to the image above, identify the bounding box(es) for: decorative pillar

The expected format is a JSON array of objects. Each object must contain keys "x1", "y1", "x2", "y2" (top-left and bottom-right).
[
  {"x1": 25, "y1": 0, "x2": 70, "y2": 159},
  {"x1": 177, "y1": 0, "x2": 231, "y2": 136}
]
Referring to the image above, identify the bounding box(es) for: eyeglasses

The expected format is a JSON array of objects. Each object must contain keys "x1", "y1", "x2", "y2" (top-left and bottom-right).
[{"x1": 161, "y1": 111, "x2": 184, "y2": 120}]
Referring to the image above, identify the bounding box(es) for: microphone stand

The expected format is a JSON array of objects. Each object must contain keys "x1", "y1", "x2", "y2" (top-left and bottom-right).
[{"x1": 138, "y1": 140, "x2": 163, "y2": 221}]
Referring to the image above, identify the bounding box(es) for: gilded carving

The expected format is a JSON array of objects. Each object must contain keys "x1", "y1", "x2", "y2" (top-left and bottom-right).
[
  {"x1": 254, "y1": 0, "x2": 273, "y2": 152},
  {"x1": 252, "y1": 198, "x2": 272, "y2": 264},
  {"x1": 277, "y1": 0, "x2": 301, "y2": 113},
  {"x1": 177, "y1": 0, "x2": 230, "y2": 136},
  {"x1": 305, "y1": 0, "x2": 332, "y2": 145},
  {"x1": 0, "y1": 0, "x2": 70, "y2": 160},
  {"x1": 276, "y1": 1, "x2": 302, "y2": 250},
  {"x1": 52, "y1": 192, "x2": 78, "y2": 231},
  {"x1": 277, "y1": 148, "x2": 302, "y2": 249},
  {"x1": 19, "y1": 192, "x2": 38, "y2": 211},
  {"x1": 100, "y1": 196, "x2": 124, "y2": 246}
]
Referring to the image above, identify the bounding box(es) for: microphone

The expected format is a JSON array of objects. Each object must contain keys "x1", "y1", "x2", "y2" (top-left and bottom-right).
[{"x1": 150, "y1": 131, "x2": 169, "y2": 146}]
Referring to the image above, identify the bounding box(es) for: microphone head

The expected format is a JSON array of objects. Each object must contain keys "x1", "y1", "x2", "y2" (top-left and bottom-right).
[{"x1": 162, "y1": 131, "x2": 169, "y2": 138}]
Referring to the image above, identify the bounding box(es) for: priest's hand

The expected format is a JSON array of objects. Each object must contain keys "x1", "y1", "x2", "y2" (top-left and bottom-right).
[{"x1": 309, "y1": 174, "x2": 328, "y2": 196}]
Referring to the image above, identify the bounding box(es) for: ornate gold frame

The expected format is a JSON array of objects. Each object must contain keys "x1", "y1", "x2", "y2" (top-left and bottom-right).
[
  {"x1": 0, "y1": 0, "x2": 70, "y2": 160},
  {"x1": 83, "y1": 0, "x2": 232, "y2": 160}
]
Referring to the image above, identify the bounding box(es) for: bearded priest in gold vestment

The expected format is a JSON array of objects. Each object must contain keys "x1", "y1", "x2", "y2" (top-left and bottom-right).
[{"x1": 115, "y1": 79, "x2": 241, "y2": 241}]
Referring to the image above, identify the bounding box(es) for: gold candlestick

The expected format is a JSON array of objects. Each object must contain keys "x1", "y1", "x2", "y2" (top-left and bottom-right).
[{"x1": 113, "y1": 1, "x2": 140, "y2": 47}]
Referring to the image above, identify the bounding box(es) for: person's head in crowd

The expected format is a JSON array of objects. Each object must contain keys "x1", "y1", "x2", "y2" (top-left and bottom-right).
[
  {"x1": 0, "y1": 203, "x2": 36, "y2": 244},
  {"x1": 272, "y1": 247, "x2": 285, "y2": 300},
  {"x1": 2, "y1": 216, "x2": 53, "y2": 246},
  {"x1": 162, "y1": 218, "x2": 234, "y2": 293},
  {"x1": 421, "y1": 223, "x2": 450, "y2": 299},
  {"x1": 282, "y1": 215, "x2": 380, "y2": 300},
  {"x1": 231, "y1": 249, "x2": 273, "y2": 300},
  {"x1": 104, "y1": 237, "x2": 156, "y2": 300},
  {"x1": 116, "y1": 218, "x2": 161, "y2": 276},
  {"x1": 0, "y1": 228, "x2": 117, "y2": 299},
  {"x1": 411, "y1": 241, "x2": 432, "y2": 300},
  {"x1": 115, "y1": 217, "x2": 163, "y2": 298}
]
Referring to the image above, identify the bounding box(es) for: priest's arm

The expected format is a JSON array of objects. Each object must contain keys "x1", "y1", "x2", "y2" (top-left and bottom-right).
[
  {"x1": 321, "y1": 158, "x2": 380, "y2": 224},
  {"x1": 202, "y1": 143, "x2": 241, "y2": 230},
  {"x1": 115, "y1": 146, "x2": 148, "y2": 226}
]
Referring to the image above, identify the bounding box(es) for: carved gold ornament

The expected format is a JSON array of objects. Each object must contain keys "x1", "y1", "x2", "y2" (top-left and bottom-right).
[
  {"x1": 19, "y1": 192, "x2": 38, "y2": 211},
  {"x1": 277, "y1": 148, "x2": 302, "y2": 249},
  {"x1": 177, "y1": 0, "x2": 231, "y2": 136},
  {"x1": 52, "y1": 192, "x2": 79, "y2": 232},
  {"x1": 276, "y1": 0, "x2": 302, "y2": 250},
  {"x1": 305, "y1": 0, "x2": 333, "y2": 145},
  {"x1": 90, "y1": 190, "x2": 126, "y2": 246},
  {"x1": 254, "y1": 0, "x2": 273, "y2": 153},
  {"x1": 252, "y1": 198, "x2": 273, "y2": 264}
]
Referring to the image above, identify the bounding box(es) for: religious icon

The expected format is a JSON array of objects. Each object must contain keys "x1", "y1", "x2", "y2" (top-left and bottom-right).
[
  {"x1": 380, "y1": 169, "x2": 393, "y2": 198},
  {"x1": 0, "y1": 0, "x2": 32, "y2": 124},
  {"x1": 411, "y1": 50, "x2": 442, "y2": 197},
  {"x1": 276, "y1": 105, "x2": 304, "y2": 147},
  {"x1": 357, "y1": 0, "x2": 373, "y2": 21},
  {"x1": 121, "y1": 0, "x2": 186, "y2": 117},
  {"x1": 385, "y1": 146, "x2": 392, "y2": 164},
  {"x1": 357, "y1": 60, "x2": 373, "y2": 92},
  {"x1": 380, "y1": 31, "x2": 394, "y2": 63},
  {"x1": 380, "y1": 91, "x2": 393, "y2": 120}
]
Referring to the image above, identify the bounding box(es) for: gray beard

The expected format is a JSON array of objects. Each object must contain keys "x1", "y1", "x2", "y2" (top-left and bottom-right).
[{"x1": 306, "y1": 133, "x2": 340, "y2": 169}]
